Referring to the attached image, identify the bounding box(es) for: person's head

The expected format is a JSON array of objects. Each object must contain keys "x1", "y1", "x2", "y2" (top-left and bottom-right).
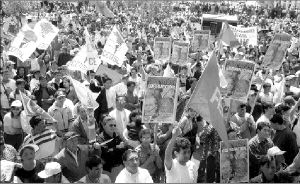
[
  {"x1": 38, "y1": 162, "x2": 63, "y2": 183},
  {"x1": 85, "y1": 155, "x2": 103, "y2": 179},
  {"x1": 62, "y1": 76, "x2": 71, "y2": 88},
  {"x1": 30, "y1": 115, "x2": 46, "y2": 134},
  {"x1": 76, "y1": 103, "x2": 89, "y2": 120},
  {"x1": 16, "y1": 78, "x2": 26, "y2": 91},
  {"x1": 17, "y1": 67, "x2": 25, "y2": 76},
  {"x1": 263, "y1": 83, "x2": 272, "y2": 93},
  {"x1": 39, "y1": 76, "x2": 48, "y2": 87},
  {"x1": 284, "y1": 96, "x2": 295, "y2": 108},
  {"x1": 267, "y1": 146, "x2": 286, "y2": 172},
  {"x1": 10, "y1": 100, "x2": 23, "y2": 117},
  {"x1": 102, "y1": 116, "x2": 117, "y2": 137},
  {"x1": 227, "y1": 128, "x2": 238, "y2": 140},
  {"x1": 121, "y1": 74, "x2": 129, "y2": 84},
  {"x1": 259, "y1": 155, "x2": 276, "y2": 181},
  {"x1": 173, "y1": 137, "x2": 191, "y2": 165},
  {"x1": 122, "y1": 149, "x2": 139, "y2": 174},
  {"x1": 2, "y1": 70, "x2": 11, "y2": 81},
  {"x1": 275, "y1": 104, "x2": 291, "y2": 124},
  {"x1": 116, "y1": 96, "x2": 126, "y2": 110},
  {"x1": 54, "y1": 71, "x2": 63, "y2": 80},
  {"x1": 19, "y1": 144, "x2": 39, "y2": 162},
  {"x1": 0, "y1": 129, "x2": 4, "y2": 147},
  {"x1": 103, "y1": 77, "x2": 112, "y2": 90},
  {"x1": 87, "y1": 70, "x2": 95, "y2": 79},
  {"x1": 126, "y1": 81, "x2": 136, "y2": 93},
  {"x1": 54, "y1": 90, "x2": 66, "y2": 106},
  {"x1": 33, "y1": 70, "x2": 41, "y2": 79},
  {"x1": 248, "y1": 90, "x2": 257, "y2": 103},
  {"x1": 130, "y1": 68, "x2": 137, "y2": 76},
  {"x1": 186, "y1": 107, "x2": 197, "y2": 118},
  {"x1": 180, "y1": 66, "x2": 188, "y2": 75},
  {"x1": 63, "y1": 131, "x2": 79, "y2": 153},
  {"x1": 256, "y1": 121, "x2": 271, "y2": 140},
  {"x1": 262, "y1": 102, "x2": 275, "y2": 118},
  {"x1": 270, "y1": 113, "x2": 285, "y2": 130},
  {"x1": 44, "y1": 54, "x2": 50, "y2": 62},
  {"x1": 50, "y1": 61, "x2": 58, "y2": 71},
  {"x1": 237, "y1": 103, "x2": 247, "y2": 116},
  {"x1": 139, "y1": 128, "x2": 152, "y2": 145}
]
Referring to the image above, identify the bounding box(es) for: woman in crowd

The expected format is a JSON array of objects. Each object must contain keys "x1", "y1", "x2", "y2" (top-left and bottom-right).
[{"x1": 62, "y1": 76, "x2": 79, "y2": 105}]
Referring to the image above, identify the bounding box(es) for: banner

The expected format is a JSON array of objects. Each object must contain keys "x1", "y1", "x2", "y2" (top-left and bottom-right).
[
  {"x1": 101, "y1": 26, "x2": 128, "y2": 67},
  {"x1": 171, "y1": 41, "x2": 189, "y2": 65},
  {"x1": 7, "y1": 24, "x2": 38, "y2": 62},
  {"x1": 67, "y1": 45, "x2": 89, "y2": 72},
  {"x1": 229, "y1": 25, "x2": 258, "y2": 46},
  {"x1": 192, "y1": 30, "x2": 210, "y2": 52},
  {"x1": 220, "y1": 139, "x2": 249, "y2": 183},
  {"x1": 262, "y1": 33, "x2": 292, "y2": 69},
  {"x1": 153, "y1": 37, "x2": 172, "y2": 61},
  {"x1": 34, "y1": 19, "x2": 59, "y2": 50},
  {"x1": 220, "y1": 22, "x2": 240, "y2": 47},
  {"x1": 96, "y1": 64, "x2": 123, "y2": 84},
  {"x1": 221, "y1": 60, "x2": 255, "y2": 102},
  {"x1": 142, "y1": 76, "x2": 179, "y2": 124},
  {"x1": 186, "y1": 51, "x2": 229, "y2": 146},
  {"x1": 84, "y1": 27, "x2": 102, "y2": 71}
]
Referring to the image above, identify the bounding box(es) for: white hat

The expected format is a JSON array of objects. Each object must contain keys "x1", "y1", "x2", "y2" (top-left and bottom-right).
[
  {"x1": 38, "y1": 162, "x2": 62, "y2": 178},
  {"x1": 267, "y1": 146, "x2": 286, "y2": 156},
  {"x1": 19, "y1": 144, "x2": 39, "y2": 155},
  {"x1": 286, "y1": 75, "x2": 296, "y2": 80},
  {"x1": 11, "y1": 100, "x2": 23, "y2": 107}
]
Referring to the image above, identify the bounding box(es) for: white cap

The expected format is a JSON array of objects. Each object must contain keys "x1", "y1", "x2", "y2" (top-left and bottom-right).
[
  {"x1": 267, "y1": 146, "x2": 286, "y2": 156},
  {"x1": 11, "y1": 100, "x2": 23, "y2": 107},
  {"x1": 38, "y1": 162, "x2": 62, "y2": 178}
]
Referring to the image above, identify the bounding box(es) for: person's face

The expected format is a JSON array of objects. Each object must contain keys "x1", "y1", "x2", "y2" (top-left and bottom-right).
[
  {"x1": 51, "y1": 62, "x2": 58, "y2": 71},
  {"x1": 17, "y1": 83, "x2": 25, "y2": 91},
  {"x1": 260, "y1": 159, "x2": 276, "y2": 181},
  {"x1": 55, "y1": 73, "x2": 62, "y2": 80},
  {"x1": 258, "y1": 126, "x2": 271, "y2": 140},
  {"x1": 237, "y1": 106, "x2": 246, "y2": 116},
  {"x1": 175, "y1": 148, "x2": 191, "y2": 164},
  {"x1": 181, "y1": 68, "x2": 187, "y2": 75},
  {"x1": 188, "y1": 108, "x2": 197, "y2": 118},
  {"x1": 21, "y1": 148, "x2": 35, "y2": 162},
  {"x1": 131, "y1": 69, "x2": 137, "y2": 76},
  {"x1": 88, "y1": 164, "x2": 103, "y2": 179},
  {"x1": 141, "y1": 133, "x2": 151, "y2": 145},
  {"x1": 116, "y1": 97, "x2": 125, "y2": 109},
  {"x1": 270, "y1": 122, "x2": 280, "y2": 130},
  {"x1": 34, "y1": 72, "x2": 41, "y2": 79},
  {"x1": 40, "y1": 78, "x2": 48, "y2": 87},
  {"x1": 128, "y1": 84, "x2": 135, "y2": 92},
  {"x1": 45, "y1": 173, "x2": 62, "y2": 183},
  {"x1": 78, "y1": 106, "x2": 88, "y2": 120},
  {"x1": 63, "y1": 79, "x2": 70, "y2": 88},
  {"x1": 11, "y1": 106, "x2": 22, "y2": 115},
  {"x1": 2, "y1": 72, "x2": 10, "y2": 80},
  {"x1": 18, "y1": 68, "x2": 25, "y2": 76},
  {"x1": 44, "y1": 55, "x2": 50, "y2": 62},
  {"x1": 124, "y1": 152, "x2": 139, "y2": 174},
  {"x1": 265, "y1": 106, "x2": 275, "y2": 118},
  {"x1": 56, "y1": 95, "x2": 66, "y2": 105},
  {"x1": 66, "y1": 137, "x2": 78, "y2": 152},
  {"x1": 35, "y1": 120, "x2": 46, "y2": 134},
  {"x1": 103, "y1": 80, "x2": 112, "y2": 89},
  {"x1": 104, "y1": 119, "x2": 117, "y2": 136}
]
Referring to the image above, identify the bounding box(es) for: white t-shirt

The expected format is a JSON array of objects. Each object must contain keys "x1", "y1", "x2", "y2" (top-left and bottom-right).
[
  {"x1": 115, "y1": 167, "x2": 153, "y2": 183},
  {"x1": 165, "y1": 159, "x2": 197, "y2": 183},
  {"x1": 294, "y1": 119, "x2": 300, "y2": 147}
]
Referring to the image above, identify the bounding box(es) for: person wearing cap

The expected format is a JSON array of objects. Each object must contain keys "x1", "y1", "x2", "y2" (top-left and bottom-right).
[
  {"x1": 268, "y1": 146, "x2": 287, "y2": 172},
  {"x1": 0, "y1": 70, "x2": 16, "y2": 117},
  {"x1": 22, "y1": 115, "x2": 60, "y2": 163},
  {"x1": 32, "y1": 76, "x2": 55, "y2": 111},
  {"x1": 270, "y1": 113, "x2": 299, "y2": 166},
  {"x1": 9, "y1": 78, "x2": 31, "y2": 102},
  {"x1": 249, "y1": 121, "x2": 274, "y2": 179},
  {"x1": 38, "y1": 162, "x2": 69, "y2": 183},
  {"x1": 77, "y1": 155, "x2": 111, "y2": 183},
  {"x1": 48, "y1": 90, "x2": 74, "y2": 135},
  {"x1": 53, "y1": 131, "x2": 101, "y2": 183},
  {"x1": 14, "y1": 144, "x2": 45, "y2": 183},
  {"x1": 3, "y1": 100, "x2": 25, "y2": 150}
]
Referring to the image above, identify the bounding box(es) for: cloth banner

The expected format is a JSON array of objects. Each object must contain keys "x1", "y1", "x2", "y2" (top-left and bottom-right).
[
  {"x1": 101, "y1": 26, "x2": 128, "y2": 67},
  {"x1": 142, "y1": 76, "x2": 179, "y2": 124},
  {"x1": 229, "y1": 25, "x2": 258, "y2": 46},
  {"x1": 96, "y1": 64, "x2": 123, "y2": 84},
  {"x1": 221, "y1": 60, "x2": 256, "y2": 102},
  {"x1": 34, "y1": 19, "x2": 59, "y2": 50},
  {"x1": 262, "y1": 33, "x2": 292, "y2": 70},
  {"x1": 153, "y1": 37, "x2": 172, "y2": 61},
  {"x1": 171, "y1": 41, "x2": 189, "y2": 65}
]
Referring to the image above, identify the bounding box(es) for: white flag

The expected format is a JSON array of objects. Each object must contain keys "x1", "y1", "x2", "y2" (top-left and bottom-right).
[
  {"x1": 101, "y1": 26, "x2": 128, "y2": 67},
  {"x1": 34, "y1": 19, "x2": 59, "y2": 50}
]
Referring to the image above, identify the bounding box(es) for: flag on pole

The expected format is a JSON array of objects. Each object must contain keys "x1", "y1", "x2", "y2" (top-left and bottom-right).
[
  {"x1": 186, "y1": 51, "x2": 229, "y2": 146},
  {"x1": 219, "y1": 22, "x2": 240, "y2": 48},
  {"x1": 19, "y1": 91, "x2": 55, "y2": 123}
]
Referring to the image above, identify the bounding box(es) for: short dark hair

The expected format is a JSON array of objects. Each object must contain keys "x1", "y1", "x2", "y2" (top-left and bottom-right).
[
  {"x1": 129, "y1": 111, "x2": 140, "y2": 122},
  {"x1": 29, "y1": 115, "x2": 43, "y2": 128},
  {"x1": 262, "y1": 103, "x2": 274, "y2": 113},
  {"x1": 122, "y1": 149, "x2": 138, "y2": 162},
  {"x1": 127, "y1": 81, "x2": 136, "y2": 88},
  {"x1": 16, "y1": 79, "x2": 26, "y2": 85},
  {"x1": 239, "y1": 103, "x2": 247, "y2": 108},
  {"x1": 102, "y1": 77, "x2": 112, "y2": 83},
  {"x1": 270, "y1": 113, "x2": 284, "y2": 125},
  {"x1": 173, "y1": 137, "x2": 191, "y2": 153},
  {"x1": 256, "y1": 121, "x2": 270, "y2": 132},
  {"x1": 85, "y1": 155, "x2": 102, "y2": 170},
  {"x1": 139, "y1": 128, "x2": 152, "y2": 140}
]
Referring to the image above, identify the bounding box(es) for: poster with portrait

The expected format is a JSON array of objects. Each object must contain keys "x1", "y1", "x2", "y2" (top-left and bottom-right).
[
  {"x1": 153, "y1": 37, "x2": 172, "y2": 61},
  {"x1": 220, "y1": 139, "x2": 249, "y2": 183},
  {"x1": 192, "y1": 30, "x2": 210, "y2": 52},
  {"x1": 221, "y1": 60, "x2": 255, "y2": 102},
  {"x1": 262, "y1": 33, "x2": 291, "y2": 70},
  {"x1": 142, "y1": 76, "x2": 179, "y2": 124},
  {"x1": 171, "y1": 41, "x2": 189, "y2": 65}
]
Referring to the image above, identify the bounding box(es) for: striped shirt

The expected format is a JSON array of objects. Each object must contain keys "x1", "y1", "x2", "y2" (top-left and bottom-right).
[{"x1": 23, "y1": 129, "x2": 59, "y2": 161}]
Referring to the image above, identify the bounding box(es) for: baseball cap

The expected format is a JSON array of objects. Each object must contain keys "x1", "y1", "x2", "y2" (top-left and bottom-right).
[
  {"x1": 267, "y1": 146, "x2": 286, "y2": 156},
  {"x1": 11, "y1": 100, "x2": 23, "y2": 107},
  {"x1": 38, "y1": 162, "x2": 62, "y2": 178},
  {"x1": 63, "y1": 131, "x2": 79, "y2": 141},
  {"x1": 19, "y1": 144, "x2": 39, "y2": 155}
]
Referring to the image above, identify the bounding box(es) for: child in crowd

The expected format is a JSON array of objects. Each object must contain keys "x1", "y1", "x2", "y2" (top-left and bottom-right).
[
  {"x1": 135, "y1": 128, "x2": 163, "y2": 183},
  {"x1": 124, "y1": 111, "x2": 144, "y2": 148}
]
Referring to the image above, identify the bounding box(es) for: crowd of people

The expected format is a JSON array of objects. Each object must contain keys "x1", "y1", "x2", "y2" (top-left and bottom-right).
[{"x1": 1, "y1": 0, "x2": 300, "y2": 183}]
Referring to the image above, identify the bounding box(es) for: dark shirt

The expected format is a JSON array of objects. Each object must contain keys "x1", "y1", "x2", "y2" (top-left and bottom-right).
[
  {"x1": 57, "y1": 53, "x2": 72, "y2": 67},
  {"x1": 246, "y1": 102, "x2": 263, "y2": 122},
  {"x1": 273, "y1": 128, "x2": 299, "y2": 165},
  {"x1": 127, "y1": 125, "x2": 143, "y2": 141},
  {"x1": 15, "y1": 160, "x2": 45, "y2": 183}
]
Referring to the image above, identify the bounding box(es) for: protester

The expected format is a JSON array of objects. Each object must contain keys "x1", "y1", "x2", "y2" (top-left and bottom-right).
[{"x1": 37, "y1": 162, "x2": 69, "y2": 183}]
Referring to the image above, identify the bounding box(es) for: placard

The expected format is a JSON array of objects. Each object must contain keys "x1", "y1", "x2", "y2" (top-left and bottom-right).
[
  {"x1": 192, "y1": 30, "x2": 210, "y2": 52},
  {"x1": 153, "y1": 37, "x2": 172, "y2": 61},
  {"x1": 171, "y1": 41, "x2": 189, "y2": 65}
]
